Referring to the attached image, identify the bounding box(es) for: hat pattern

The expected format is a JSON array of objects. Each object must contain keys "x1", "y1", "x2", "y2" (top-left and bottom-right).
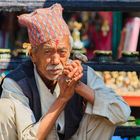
[{"x1": 18, "y1": 3, "x2": 70, "y2": 46}]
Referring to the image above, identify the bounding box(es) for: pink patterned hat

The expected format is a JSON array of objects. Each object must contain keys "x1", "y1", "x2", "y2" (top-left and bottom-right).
[{"x1": 18, "y1": 3, "x2": 70, "y2": 46}]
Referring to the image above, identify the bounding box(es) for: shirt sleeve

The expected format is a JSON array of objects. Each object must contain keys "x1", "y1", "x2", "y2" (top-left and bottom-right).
[
  {"x1": 85, "y1": 66, "x2": 131, "y2": 125},
  {"x1": 1, "y1": 78, "x2": 40, "y2": 140}
]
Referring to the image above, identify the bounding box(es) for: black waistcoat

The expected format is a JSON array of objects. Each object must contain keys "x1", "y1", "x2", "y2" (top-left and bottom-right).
[{"x1": 5, "y1": 60, "x2": 87, "y2": 140}]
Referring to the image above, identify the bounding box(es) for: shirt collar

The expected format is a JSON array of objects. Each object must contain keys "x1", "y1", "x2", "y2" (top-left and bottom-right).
[{"x1": 33, "y1": 64, "x2": 60, "y2": 97}]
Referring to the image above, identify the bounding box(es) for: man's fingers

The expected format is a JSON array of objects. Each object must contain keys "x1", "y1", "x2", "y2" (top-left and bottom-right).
[
  {"x1": 67, "y1": 67, "x2": 78, "y2": 78},
  {"x1": 73, "y1": 73, "x2": 83, "y2": 81},
  {"x1": 67, "y1": 73, "x2": 83, "y2": 86},
  {"x1": 64, "y1": 61, "x2": 83, "y2": 76},
  {"x1": 73, "y1": 60, "x2": 81, "y2": 66},
  {"x1": 64, "y1": 65, "x2": 73, "y2": 72},
  {"x1": 70, "y1": 61, "x2": 79, "y2": 68},
  {"x1": 63, "y1": 69, "x2": 69, "y2": 75},
  {"x1": 65, "y1": 60, "x2": 81, "y2": 67}
]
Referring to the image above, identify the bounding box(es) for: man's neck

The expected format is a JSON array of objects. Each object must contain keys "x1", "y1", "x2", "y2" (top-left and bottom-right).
[
  {"x1": 43, "y1": 78, "x2": 57, "y2": 94},
  {"x1": 36, "y1": 67, "x2": 57, "y2": 93}
]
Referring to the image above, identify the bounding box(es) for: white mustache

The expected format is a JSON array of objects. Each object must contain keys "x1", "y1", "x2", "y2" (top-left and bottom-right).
[{"x1": 46, "y1": 65, "x2": 64, "y2": 71}]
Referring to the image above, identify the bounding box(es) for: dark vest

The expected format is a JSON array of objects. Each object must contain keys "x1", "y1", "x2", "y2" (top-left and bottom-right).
[{"x1": 4, "y1": 60, "x2": 87, "y2": 140}]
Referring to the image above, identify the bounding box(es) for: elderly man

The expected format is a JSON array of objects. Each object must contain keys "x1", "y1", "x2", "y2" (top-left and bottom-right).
[{"x1": 0, "y1": 3, "x2": 130, "y2": 140}]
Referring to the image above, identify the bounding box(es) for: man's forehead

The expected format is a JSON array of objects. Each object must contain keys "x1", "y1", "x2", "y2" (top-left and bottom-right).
[
  {"x1": 42, "y1": 38, "x2": 70, "y2": 49},
  {"x1": 42, "y1": 43, "x2": 68, "y2": 49}
]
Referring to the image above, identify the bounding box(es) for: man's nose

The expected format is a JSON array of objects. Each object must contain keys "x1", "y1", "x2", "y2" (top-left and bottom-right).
[{"x1": 51, "y1": 54, "x2": 60, "y2": 65}]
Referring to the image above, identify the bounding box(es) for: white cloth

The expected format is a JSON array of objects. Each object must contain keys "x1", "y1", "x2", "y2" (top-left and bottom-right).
[
  {"x1": 34, "y1": 66, "x2": 65, "y2": 134},
  {"x1": 0, "y1": 66, "x2": 131, "y2": 140}
]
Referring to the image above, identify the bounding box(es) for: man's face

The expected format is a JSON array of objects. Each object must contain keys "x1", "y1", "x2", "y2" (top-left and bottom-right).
[{"x1": 31, "y1": 35, "x2": 71, "y2": 81}]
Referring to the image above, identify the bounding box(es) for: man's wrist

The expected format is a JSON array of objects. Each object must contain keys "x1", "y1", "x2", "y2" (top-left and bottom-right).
[
  {"x1": 57, "y1": 96, "x2": 70, "y2": 104},
  {"x1": 75, "y1": 81, "x2": 84, "y2": 93}
]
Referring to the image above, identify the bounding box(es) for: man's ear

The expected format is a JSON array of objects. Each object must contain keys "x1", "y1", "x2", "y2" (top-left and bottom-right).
[{"x1": 29, "y1": 48, "x2": 36, "y2": 64}]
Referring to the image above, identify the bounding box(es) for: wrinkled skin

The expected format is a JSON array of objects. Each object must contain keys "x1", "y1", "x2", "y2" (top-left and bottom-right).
[{"x1": 30, "y1": 35, "x2": 83, "y2": 98}]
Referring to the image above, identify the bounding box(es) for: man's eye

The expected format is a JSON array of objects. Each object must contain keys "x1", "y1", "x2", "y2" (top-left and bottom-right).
[
  {"x1": 45, "y1": 50, "x2": 50, "y2": 54},
  {"x1": 59, "y1": 50, "x2": 67, "y2": 53},
  {"x1": 61, "y1": 51, "x2": 66, "y2": 53},
  {"x1": 59, "y1": 50, "x2": 67, "y2": 54}
]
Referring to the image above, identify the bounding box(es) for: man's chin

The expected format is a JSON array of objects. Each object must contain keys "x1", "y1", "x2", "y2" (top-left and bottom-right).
[
  {"x1": 48, "y1": 75, "x2": 60, "y2": 81},
  {"x1": 47, "y1": 71, "x2": 63, "y2": 81}
]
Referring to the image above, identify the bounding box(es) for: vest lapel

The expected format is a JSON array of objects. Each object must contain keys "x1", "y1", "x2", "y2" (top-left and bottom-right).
[
  {"x1": 23, "y1": 60, "x2": 42, "y2": 121},
  {"x1": 27, "y1": 76, "x2": 42, "y2": 121}
]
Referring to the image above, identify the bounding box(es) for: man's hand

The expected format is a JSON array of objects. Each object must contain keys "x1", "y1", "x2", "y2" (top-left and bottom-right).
[{"x1": 57, "y1": 60, "x2": 83, "y2": 102}]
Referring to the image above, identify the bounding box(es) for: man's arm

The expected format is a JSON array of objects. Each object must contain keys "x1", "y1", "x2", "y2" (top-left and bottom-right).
[
  {"x1": 36, "y1": 97, "x2": 66, "y2": 139},
  {"x1": 1, "y1": 62, "x2": 83, "y2": 140},
  {"x1": 75, "y1": 66, "x2": 131, "y2": 125},
  {"x1": 30, "y1": 62, "x2": 83, "y2": 139},
  {"x1": 1, "y1": 78, "x2": 70, "y2": 140},
  {"x1": 75, "y1": 81, "x2": 94, "y2": 105}
]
